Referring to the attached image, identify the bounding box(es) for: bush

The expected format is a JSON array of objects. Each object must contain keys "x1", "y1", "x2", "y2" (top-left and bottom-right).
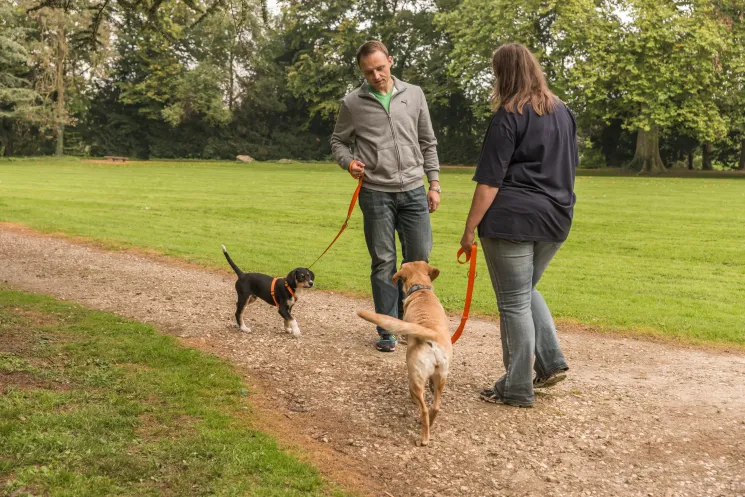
[{"x1": 579, "y1": 146, "x2": 607, "y2": 169}]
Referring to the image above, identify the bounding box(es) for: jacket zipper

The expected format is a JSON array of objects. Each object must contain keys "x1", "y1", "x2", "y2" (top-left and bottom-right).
[{"x1": 362, "y1": 88, "x2": 406, "y2": 190}]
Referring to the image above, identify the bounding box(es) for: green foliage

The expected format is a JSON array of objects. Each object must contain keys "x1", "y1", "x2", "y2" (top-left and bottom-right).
[
  {"x1": 0, "y1": 32, "x2": 38, "y2": 119},
  {"x1": 0, "y1": 3, "x2": 45, "y2": 155},
  {"x1": 441, "y1": 0, "x2": 744, "y2": 167},
  {"x1": 2, "y1": 0, "x2": 745, "y2": 166}
]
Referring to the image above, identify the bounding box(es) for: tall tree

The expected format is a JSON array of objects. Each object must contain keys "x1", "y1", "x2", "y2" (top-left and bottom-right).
[
  {"x1": 25, "y1": 0, "x2": 92, "y2": 156},
  {"x1": 0, "y1": 3, "x2": 43, "y2": 155},
  {"x1": 715, "y1": 1, "x2": 745, "y2": 170},
  {"x1": 602, "y1": 0, "x2": 730, "y2": 174}
]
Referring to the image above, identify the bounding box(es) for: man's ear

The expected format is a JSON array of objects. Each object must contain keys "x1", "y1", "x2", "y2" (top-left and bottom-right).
[{"x1": 428, "y1": 266, "x2": 440, "y2": 282}]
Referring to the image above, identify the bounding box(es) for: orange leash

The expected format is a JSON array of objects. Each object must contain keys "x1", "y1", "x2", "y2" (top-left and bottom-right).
[
  {"x1": 451, "y1": 243, "x2": 478, "y2": 344},
  {"x1": 308, "y1": 177, "x2": 363, "y2": 269}
]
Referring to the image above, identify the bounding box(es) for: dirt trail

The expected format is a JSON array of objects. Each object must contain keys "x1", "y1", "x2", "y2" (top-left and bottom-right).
[{"x1": 1, "y1": 225, "x2": 743, "y2": 497}]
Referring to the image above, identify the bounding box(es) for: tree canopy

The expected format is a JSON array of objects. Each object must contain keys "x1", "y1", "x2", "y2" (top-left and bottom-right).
[{"x1": 1, "y1": 0, "x2": 743, "y2": 171}]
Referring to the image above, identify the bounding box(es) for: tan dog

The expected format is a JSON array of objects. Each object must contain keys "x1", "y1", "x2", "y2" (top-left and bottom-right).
[{"x1": 357, "y1": 261, "x2": 452, "y2": 446}]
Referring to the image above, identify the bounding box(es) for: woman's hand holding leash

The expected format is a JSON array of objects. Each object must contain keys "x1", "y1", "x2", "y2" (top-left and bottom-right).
[{"x1": 460, "y1": 227, "x2": 476, "y2": 255}]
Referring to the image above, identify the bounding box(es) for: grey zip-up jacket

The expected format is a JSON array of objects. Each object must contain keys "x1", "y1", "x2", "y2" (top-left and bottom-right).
[{"x1": 330, "y1": 77, "x2": 439, "y2": 192}]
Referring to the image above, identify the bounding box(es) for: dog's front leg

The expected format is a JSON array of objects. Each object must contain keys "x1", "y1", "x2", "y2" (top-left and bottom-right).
[{"x1": 278, "y1": 306, "x2": 301, "y2": 338}]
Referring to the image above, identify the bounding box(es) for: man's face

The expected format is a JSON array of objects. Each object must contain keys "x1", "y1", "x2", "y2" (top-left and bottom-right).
[{"x1": 359, "y1": 50, "x2": 393, "y2": 94}]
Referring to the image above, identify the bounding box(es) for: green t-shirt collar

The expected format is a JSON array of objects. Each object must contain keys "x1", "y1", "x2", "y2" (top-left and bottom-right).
[{"x1": 368, "y1": 83, "x2": 396, "y2": 98}]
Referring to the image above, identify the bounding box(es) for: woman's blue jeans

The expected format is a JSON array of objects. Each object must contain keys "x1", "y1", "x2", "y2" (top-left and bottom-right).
[{"x1": 481, "y1": 237, "x2": 569, "y2": 406}]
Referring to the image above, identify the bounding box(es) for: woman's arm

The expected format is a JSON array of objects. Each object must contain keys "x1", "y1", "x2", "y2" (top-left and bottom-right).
[{"x1": 460, "y1": 183, "x2": 499, "y2": 252}]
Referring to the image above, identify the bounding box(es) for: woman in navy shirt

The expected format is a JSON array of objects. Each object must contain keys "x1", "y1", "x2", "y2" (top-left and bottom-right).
[{"x1": 460, "y1": 43, "x2": 578, "y2": 408}]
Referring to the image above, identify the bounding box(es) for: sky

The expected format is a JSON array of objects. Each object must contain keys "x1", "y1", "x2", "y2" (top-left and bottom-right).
[{"x1": 266, "y1": 0, "x2": 279, "y2": 15}]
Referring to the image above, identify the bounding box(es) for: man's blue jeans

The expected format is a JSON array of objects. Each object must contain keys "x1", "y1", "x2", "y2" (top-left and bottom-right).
[
  {"x1": 358, "y1": 186, "x2": 432, "y2": 334},
  {"x1": 481, "y1": 237, "x2": 569, "y2": 406}
]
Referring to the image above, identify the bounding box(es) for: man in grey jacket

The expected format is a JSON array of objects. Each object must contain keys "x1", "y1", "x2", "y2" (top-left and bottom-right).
[{"x1": 331, "y1": 40, "x2": 441, "y2": 352}]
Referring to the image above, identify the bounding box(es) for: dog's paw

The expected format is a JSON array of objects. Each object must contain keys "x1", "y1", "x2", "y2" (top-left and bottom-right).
[
  {"x1": 416, "y1": 439, "x2": 429, "y2": 447},
  {"x1": 290, "y1": 320, "x2": 301, "y2": 335},
  {"x1": 284, "y1": 327, "x2": 293, "y2": 334},
  {"x1": 240, "y1": 325, "x2": 252, "y2": 333}
]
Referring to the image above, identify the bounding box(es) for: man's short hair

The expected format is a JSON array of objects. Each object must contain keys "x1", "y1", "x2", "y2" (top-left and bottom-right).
[{"x1": 356, "y1": 40, "x2": 389, "y2": 67}]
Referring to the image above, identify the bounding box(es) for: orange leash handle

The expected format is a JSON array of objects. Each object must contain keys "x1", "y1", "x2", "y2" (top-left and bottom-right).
[
  {"x1": 308, "y1": 177, "x2": 363, "y2": 269},
  {"x1": 451, "y1": 243, "x2": 478, "y2": 344}
]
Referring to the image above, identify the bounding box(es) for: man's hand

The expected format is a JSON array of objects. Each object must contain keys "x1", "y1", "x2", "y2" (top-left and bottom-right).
[
  {"x1": 349, "y1": 160, "x2": 365, "y2": 180},
  {"x1": 460, "y1": 227, "x2": 475, "y2": 254},
  {"x1": 427, "y1": 189, "x2": 440, "y2": 213}
]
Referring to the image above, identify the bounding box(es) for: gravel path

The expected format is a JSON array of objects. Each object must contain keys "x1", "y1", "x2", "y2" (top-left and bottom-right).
[{"x1": 1, "y1": 225, "x2": 743, "y2": 497}]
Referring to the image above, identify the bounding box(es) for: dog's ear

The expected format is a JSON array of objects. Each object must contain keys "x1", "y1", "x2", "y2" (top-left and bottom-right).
[
  {"x1": 309, "y1": 269, "x2": 315, "y2": 281},
  {"x1": 428, "y1": 265, "x2": 440, "y2": 282},
  {"x1": 287, "y1": 270, "x2": 297, "y2": 285},
  {"x1": 392, "y1": 269, "x2": 404, "y2": 284}
]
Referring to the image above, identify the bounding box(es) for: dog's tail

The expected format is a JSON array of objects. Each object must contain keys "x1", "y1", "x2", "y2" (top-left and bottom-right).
[
  {"x1": 356, "y1": 310, "x2": 441, "y2": 342},
  {"x1": 221, "y1": 244, "x2": 244, "y2": 277}
]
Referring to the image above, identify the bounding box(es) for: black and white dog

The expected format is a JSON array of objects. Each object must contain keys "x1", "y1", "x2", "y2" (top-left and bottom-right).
[{"x1": 221, "y1": 245, "x2": 314, "y2": 338}]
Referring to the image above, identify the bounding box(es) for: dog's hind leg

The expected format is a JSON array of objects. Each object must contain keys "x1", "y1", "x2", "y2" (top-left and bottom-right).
[
  {"x1": 410, "y1": 378, "x2": 430, "y2": 446},
  {"x1": 236, "y1": 295, "x2": 256, "y2": 333},
  {"x1": 428, "y1": 371, "x2": 447, "y2": 427}
]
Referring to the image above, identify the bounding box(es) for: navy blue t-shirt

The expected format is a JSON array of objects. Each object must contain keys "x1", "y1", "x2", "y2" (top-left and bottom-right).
[{"x1": 472, "y1": 101, "x2": 578, "y2": 242}]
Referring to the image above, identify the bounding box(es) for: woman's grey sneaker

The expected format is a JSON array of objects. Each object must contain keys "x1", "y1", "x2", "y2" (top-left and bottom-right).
[
  {"x1": 375, "y1": 333, "x2": 397, "y2": 352},
  {"x1": 533, "y1": 370, "x2": 567, "y2": 389},
  {"x1": 479, "y1": 386, "x2": 533, "y2": 408}
]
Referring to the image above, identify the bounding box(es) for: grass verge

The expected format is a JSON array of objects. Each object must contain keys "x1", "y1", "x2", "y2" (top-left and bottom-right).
[{"x1": 0, "y1": 287, "x2": 348, "y2": 497}]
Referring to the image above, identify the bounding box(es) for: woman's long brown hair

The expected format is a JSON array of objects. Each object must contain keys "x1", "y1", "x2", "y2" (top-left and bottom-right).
[{"x1": 489, "y1": 43, "x2": 557, "y2": 115}]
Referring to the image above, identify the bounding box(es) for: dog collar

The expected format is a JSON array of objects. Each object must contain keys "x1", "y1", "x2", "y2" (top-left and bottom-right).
[{"x1": 406, "y1": 284, "x2": 432, "y2": 297}]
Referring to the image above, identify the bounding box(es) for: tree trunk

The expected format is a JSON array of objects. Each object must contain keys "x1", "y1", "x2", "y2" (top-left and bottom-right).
[
  {"x1": 739, "y1": 138, "x2": 745, "y2": 170},
  {"x1": 687, "y1": 150, "x2": 694, "y2": 170},
  {"x1": 55, "y1": 25, "x2": 66, "y2": 157},
  {"x1": 628, "y1": 126, "x2": 665, "y2": 174},
  {"x1": 702, "y1": 142, "x2": 713, "y2": 171},
  {"x1": 228, "y1": 49, "x2": 234, "y2": 112}
]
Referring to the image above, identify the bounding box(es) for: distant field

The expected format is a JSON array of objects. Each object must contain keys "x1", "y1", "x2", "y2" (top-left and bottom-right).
[{"x1": 1, "y1": 157, "x2": 743, "y2": 346}]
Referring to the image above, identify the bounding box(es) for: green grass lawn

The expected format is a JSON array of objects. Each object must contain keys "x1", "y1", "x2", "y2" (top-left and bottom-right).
[
  {"x1": 0, "y1": 287, "x2": 348, "y2": 497},
  {"x1": 1, "y1": 157, "x2": 743, "y2": 346}
]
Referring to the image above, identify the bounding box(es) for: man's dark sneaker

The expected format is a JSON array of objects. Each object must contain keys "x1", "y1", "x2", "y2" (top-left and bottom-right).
[
  {"x1": 375, "y1": 333, "x2": 397, "y2": 352},
  {"x1": 533, "y1": 370, "x2": 568, "y2": 389},
  {"x1": 479, "y1": 385, "x2": 533, "y2": 408}
]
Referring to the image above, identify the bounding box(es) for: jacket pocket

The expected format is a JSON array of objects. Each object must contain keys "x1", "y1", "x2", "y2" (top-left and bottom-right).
[
  {"x1": 371, "y1": 146, "x2": 399, "y2": 182},
  {"x1": 399, "y1": 144, "x2": 424, "y2": 183},
  {"x1": 356, "y1": 140, "x2": 377, "y2": 172}
]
